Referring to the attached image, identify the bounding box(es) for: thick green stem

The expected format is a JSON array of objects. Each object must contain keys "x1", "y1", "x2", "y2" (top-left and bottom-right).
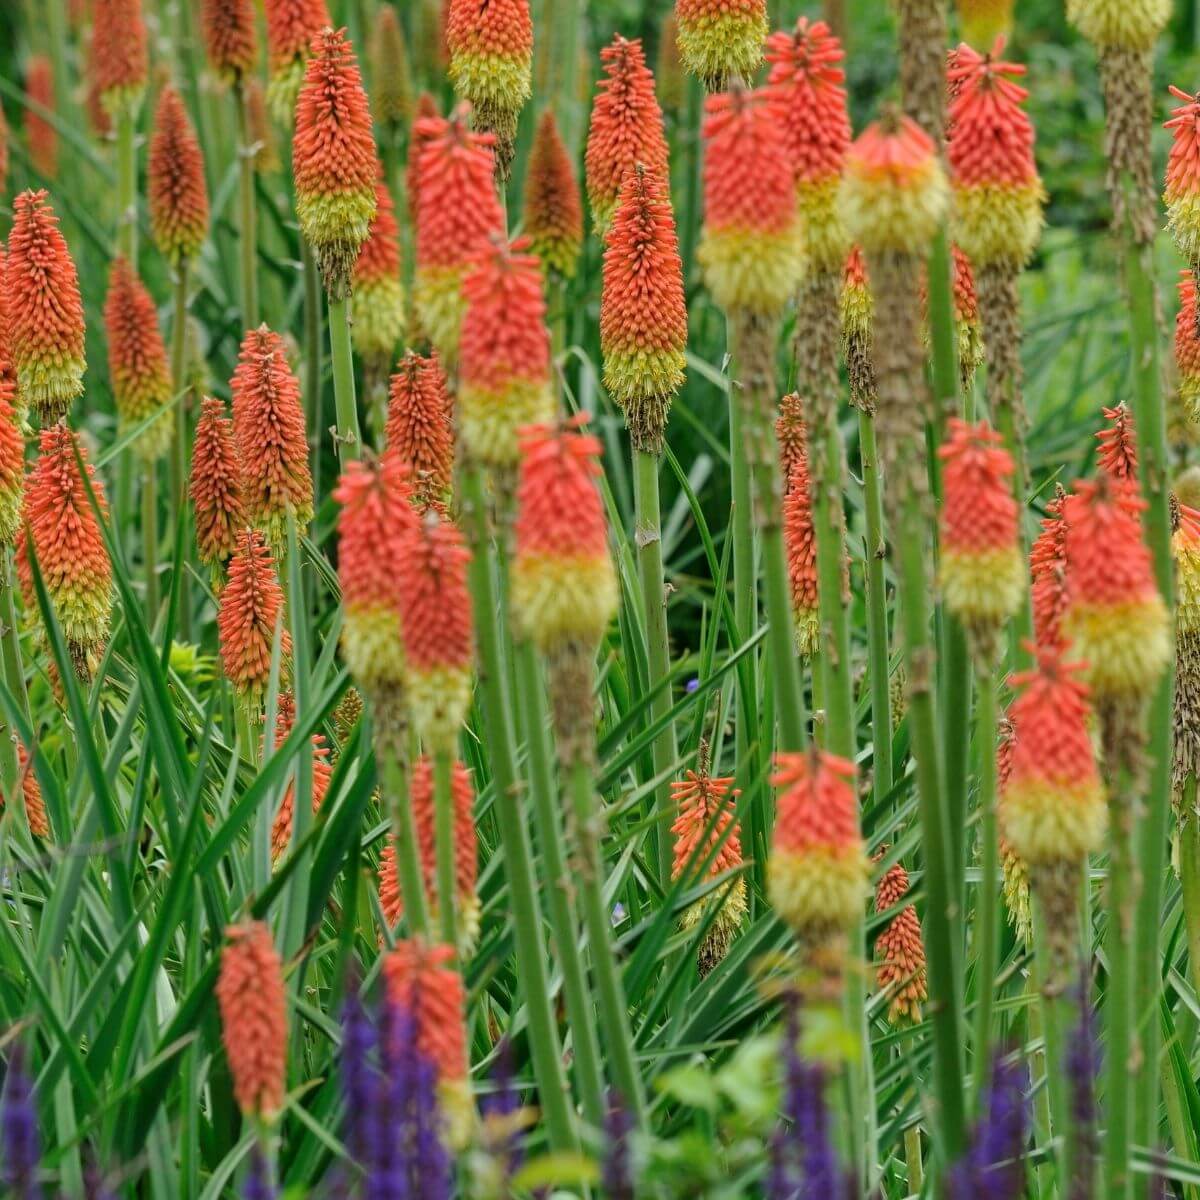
[
  {"x1": 904, "y1": 1125, "x2": 924, "y2": 1195},
  {"x1": 432, "y1": 748, "x2": 458, "y2": 957},
  {"x1": 116, "y1": 108, "x2": 138, "y2": 266},
  {"x1": 1180, "y1": 782, "x2": 1200, "y2": 997},
  {"x1": 327, "y1": 295, "x2": 361, "y2": 465},
  {"x1": 380, "y1": 740, "x2": 430, "y2": 939},
  {"x1": 143, "y1": 464, "x2": 158, "y2": 617},
  {"x1": 0, "y1": 557, "x2": 25, "y2": 805},
  {"x1": 972, "y1": 673, "x2": 999, "y2": 1096},
  {"x1": 1032, "y1": 899, "x2": 1072, "y2": 1191},
  {"x1": 169, "y1": 264, "x2": 191, "y2": 642},
  {"x1": 302, "y1": 241, "x2": 324, "y2": 481},
  {"x1": 235, "y1": 87, "x2": 258, "y2": 329}
]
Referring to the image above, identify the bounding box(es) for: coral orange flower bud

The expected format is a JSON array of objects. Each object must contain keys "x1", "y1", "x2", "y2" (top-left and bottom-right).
[
  {"x1": 91, "y1": 0, "x2": 148, "y2": 116},
  {"x1": 675, "y1": 0, "x2": 767, "y2": 93},
  {"x1": 386, "y1": 351, "x2": 454, "y2": 501},
  {"x1": 24, "y1": 56, "x2": 57, "y2": 179},
  {"x1": 0, "y1": 376, "x2": 24, "y2": 548},
  {"x1": 1097, "y1": 403, "x2": 1138, "y2": 490},
  {"x1": 584, "y1": 35, "x2": 669, "y2": 234},
  {"x1": 230, "y1": 326, "x2": 315, "y2": 548},
  {"x1": 524, "y1": 110, "x2": 584, "y2": 281},
  {"x1": 190, "y1": 397, "x2": 248, "y2": 569},
  {"x1": 148, "y1": 87, "x2": 210, "y2": 267},
  {"x1": 218, "y1": 529, "x2": 292, "y2": 706},
  {"x1": 263, "y1": 0, "x2": 331, "y2": 122},
  {"x1": 956, "y1": 0, "x2": 1014, "y2": 47},
  {"x1": 765, "y1": 17, "x2": 852, "y2": 275},
  {"x1": 1030, "y1": 485, "x2": 1069, "y2": 653},
  {"x1": 458, "y1": 237, "x2": 556, "y2": 468},
  {"x1": 699, "y1": 86, "x2": 804, "y2": 315},
  {"x1": 1166, "y1": 87, "x2": 1200, "y2": 302},
  {"x1": 1178, "y1": 272, "x2": 1200, "y2": 423},
  {"x1": 601, "y1": 165, "x2": 686, "y2": 453},
  {"x1": 783, "y1": 419, "x2": 819, "y2": 659},
  {"x1": 266, "y1": 691, "x2": 334, "y2": 862},
  {"x1": 351, "y1": 176, "x2": 405, "y2": 372},
  {"x1": 216, "y1": 921, "x2": 288, "y2": 1118},
  {"x1": 1067, "y1": 0, "x2": 1169, "y2": 52},
  {"x1": 412, "y1": 106, "x2": 505, "y2": 360},
  {"x1": 201, "y1": 0, "x2": 258, "y2": 84},
  {"x1": 6, "y1": 190, "x2": 86, "y2": 423},
  {"x1": 872, "y1": 853, "x2": 928, "y2": 1024},
  {"x1": 14, "y1": 746, "x2": 50, "y2": 839},
  {"x1": 371, "y1": 6, "x2": 413, "y2": 129},
  {"x1": 104, "y1": 258, "x2": 174, "y2": 461}
]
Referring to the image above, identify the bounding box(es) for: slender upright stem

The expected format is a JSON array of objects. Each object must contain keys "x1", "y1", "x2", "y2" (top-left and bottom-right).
[
  {"x1": 972, "y1": 672, "x2": 999, "y2": 1095},
  {"x1": 327, "y1": 295, "x2": 361, "y2": 466},
  {"x1": 0, "y1": 555, "x2": 26, "y2": 805},
  {"x1": 115, "y1": 108, "x2": 138, "y2": 266},
  {"x1": 1180, "y1": 779, "x2": 1200, "y2": 997},
  {"x1": 169, "y1": 264, "x2": 191, "y2": 641},
  {"x1": 235, "y1": 86, "x2": 258, "y2": 329},
  {"x1": 1031, "y1": 899, "x2": 1072, "y2": 1191},
  {"x1": 143, "y1": 463, "x2": 158, "y2": 617},
  {"x1": 302, "y1": 242, "x2": 324, "y2": 486},
  {"x1": 432, "y1": 748, "x2": 458, "y2": 957},
  {"x1": 728, "y1": 364, "x2": 760, "y2": 749},
  {"x1": 904, "y1": 1125, "x2": 923, "y2": 1196},
  {"x1": 380, "y1": 740, "x2": 430, "y2": 938}
]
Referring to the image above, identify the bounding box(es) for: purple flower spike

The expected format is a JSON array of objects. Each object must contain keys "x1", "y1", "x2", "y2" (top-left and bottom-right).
[
  {"x1": 484, "y1": 1036, "x2": 523, "y2": 1184},
  {"x1": 243, "y1": 1146, "x2": 276, "y2": 1200},
  {"x1": 948, "y1": 1051, "x2": 1030, "y2": 1200},
  {"x1": 2, "y1": 1043, "x2": 41, "y2": 1200},
  {"x1": 339, "y1": 979, "x2": 377, "y2": 1169},
  {"x1": 603, "y1": 1092, "x2": 636, "y2": 1200},
  {"x1": 1066, "y1": 975, "x2": 1100, "y2": 1200}
]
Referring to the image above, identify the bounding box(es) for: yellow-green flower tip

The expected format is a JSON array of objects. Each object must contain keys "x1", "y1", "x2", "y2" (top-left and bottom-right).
[
  {"x1": 768, "y1": 845, "x2": 870, "y2": 939},
  {"x1": 511, "y1": 552, "x2": 618, "y2": 652},
  {"x1": 677, "y1": 9, "x2": 768, "y2": 91},
  {"x1": 794, "y1": 604, "x2": 820, "y2": 660},
  {"x1": 1067, "y1": 0, "x2": 1170, "y2": 50},
  {"x1": 351, "y1": 275, "x2": 406, "y2": 368},
  {"x1": 697, "y1": 222, "x2": 806, "y2": 315},
  {"x1": 404, "y1": 664, "x2": 474, "y2": 753},
  {"x1": 340, "y1": 606, "x2": 407, "y2": 694},
  {"x1": 796, "y1": 179, "x2": 850, "y2": 277},
  {"x1": 940, "y1": 546, "x2": 1026, "y2": 629},
  {"x1": 458, "y1": 377, "x2": 556, "y2": 468},
  {"x1": 1001, "y1": 778, "x2": 1107, "y2": 866},
  {"x1": 266, "y1": 59, "x2": 306, "y2": 126},
  {"x1": 1065, "y1": 596, "x2": 1171, "y2": 701},
  {"x1": 953, "y1": 182, "x2": 1046, "y2": 271},
  {"x1": 414, "y1": 266, "x2": 468, "y2": 363}
]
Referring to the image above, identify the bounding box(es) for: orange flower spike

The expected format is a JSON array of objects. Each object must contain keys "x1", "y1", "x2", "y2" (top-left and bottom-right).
[
  {"x1": 873, "y1": 856, "x2": 928, "y2": 1024},
  {"x1": 1063, "y1": 478, "x2": 1170, "y2": 704},
  {"x1": 1178, "y1": 272, "x2": 1200, "y2": 422},
  {"x1": 24, "y1": 56, "x2": 57, "y2": 179},
  {"x1": 412, "y1": 106, "x2": 505, "y2": 360},
  {"x1": 91, "y1": 0, "x2": 149, "y2": 117},
  {"x1": 698, "y1": 87, "x2": 804, "y2": 316},
  {"x1": 216, "y1": 922, "x2": 288, "y2": 1118},
  {"x1": 148, "y1": 87, "x2": 210, "y2": 267},
  {"x1": 1096, "y1": 403, "x2": 1139, "y2": 488},
  {"x1": 218, "y1": 529, "x2": 292, "y2": 706},
  {"x1": 190, "y1": 397, "x2": 248, "y2": 569},
  {"x1": 14, "y1": 746, "x2": 50, "y2": 839},
  {"x1": 351, "y1": 177, "x2": 406, "y2": 371},
  {"x1": 371, "y1": 6, "x2": 414, "y2": 130},
  {"x1": 938, "y1": 418, "x2": 1024, "y2": 660},
  {"x1": 6, "y1": 190, "x2": 86, "y2": 423},
  {"x1": 263, "y1": 0, "x2": 331, "y2": 121},
  {"x1": 333, "y1": 455, "x2": 416, "y2": 694},
  {"x1": 584, "y1": 35, "x2": 669, "y2": 234},
  {"x1": 406, "y1": 92, "x2": 440, "y2": 228},
  {"x1": 0, "y1": 375, "x2": 24, "y2": 547},
  {"x1": 769, "y1": 750, "x2": 868, "y2": 939},
  {"x1": 385, "y1": 351, "x2": 454, "y2": 498},
  {"x1": 1166, "y1": 87, "x2": 1200, "y2": 282},
  {"x1": 267, "y1": 692, "x2": 334, "y2": 862},
  {"x1": 776, "y1": 392, "x2": 807, "y2": 486},
  {"x1": 524, "y1": 110, "x2": 584, "y2": 280},
  {"x1": 512, "y1": 420, "x2": 618, "y2": 653},
  {"x1": 947, "y1": 41, "x2": 1045, "y2": 271},
  {"x1": 957, "y1": 0, "x2": 1015, "y2": 47},
  {"x1": 104, "y1": 258, "x2": 174, "y2": 462},
  {"x1": 600, "y1": 165, "x2": 687, "y2": 454},
  {"x1": 784, "y1": 434, "x2": 819, "y2": 660},
  {"x1": 839, "y1": 246, "x2": 876, "y2": 406},
  {"x1": 1173, "y1": 500, "x2": 1200, "y2": 795},
  {"x1": 765, "y1": 17, "x2": 852, "y2": 273},
  {"x1": 457, "y1": 237, "x2": 555, "y2": 468},
  {"x1": 675, "y1": 0, "x2": 767, "y2": 93},
  {"x1": 200, "y1": 0, "x2": 258, "y2": 85},
  {"x1": 1030, "y1": 488, "x2": 1069, "y2": 652},
  {"x1": 230, "y1": 326, "x2": 315, "y2": 548},
  {"x1": 950, "y1": 246, "x2": 985, "y2": 386}
]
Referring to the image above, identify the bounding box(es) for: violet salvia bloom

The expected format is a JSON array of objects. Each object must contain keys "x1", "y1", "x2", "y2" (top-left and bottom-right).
[
  {"x1": 82, "y1": 1146, "x2": 115, "y2": 1200},
  {"x1": 947, "y1": 1052, "x2": 1030, "y2": 1200},
  {"x1": 766, "y1": 1127, "x2": 798, "y2": 1200},
  {"x1": 243, "y1": 1147, "x2": 276, "y2": 1200},
  {"x1": 483, "y1": 1035, "x2": 523, "y2": 1182},
  {"x1": 340, "y1": 980, "x2": 377, "y2": 1168},
  {"x1": 2, "y1": 1044, "x2": 41, "y2": 1200},
  {"x1": 603, "y1": 1092, "x2": 636, "y2": 1200},
  {"x1": 1066, "y1": 978, "x2": 1100, "y2": 1200}
]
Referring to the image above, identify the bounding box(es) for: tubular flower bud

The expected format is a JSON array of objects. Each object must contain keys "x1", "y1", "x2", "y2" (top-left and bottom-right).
[
  {"x1": 1178, "y1": 272, "x2": 1200, "y2": 423},
  {"x1": 1173, "y1": 498, "x2": 1200, "y2": 798},
  {"x1": 764, "y1": 17, "x2": 852, "y2": 275},
  {"x1": 446, "y1": 0, "x2": 532, "y2": 175},
  {"x1": 383, "y1": 940, "x2": 473, "y2": 1146},
  {"x1": 1030, "y1": 486, "x2": 1069, "y2": 652},
  {"x1": 190, "y1": 397, "x2": 247, "y2": 569},
  {"x1": 91, "y1": 0, "x2": 148, "y2": 116},
  {"x1": 230, "y1": 326, "x2": 315, "y2": 548},
  {"x1": 951, "y1": 245, "x2": 985, "y2": 388},
  {"x1": 14, "y1": 746, "x2": 50, "y2": 839},
  {"x1": 524, "y1": 110, "x2": 584, "y2": 280},
  {"x1": 386, "y1": 352, "x2": 454, "y2": 500},
  {"x1": 0, "y1": 377, "x2": 24, "y2": 547},
  {"x1": 351, "y1": 177, "x2": 406, "y2": 372},
  {"x1": 699, "y1": 87, "x2": 804, "y2": 316},
  {"x1": 218, "y1": 529, "x2": 292, "y2": 706},
  {"x1": 783, "y1": 421, "x2": 819, "y2": 659},
  {"x1": 104, "y1": 258, "x2": 173, "y2": 461},
  {"x1": 200, "y1": 0, "x2": 258, "y2": 84},
  {"x1": 1166, "y1": 88, "x2": 1200, "y2": 309},
  {"x1": 674, "y1": 0, "x2": 767, "y2": 93},
  {"x1": 956, "y1": 0, "x2": 1014, "y2": 47},
  {"x1": 293, "y1": 28, "x2": 378, "y2": 298},
  {"x1": 380, "y1": 757, "x2": 480, "y2": 955},
  {"x1": 769, "y1": 750, "x2": 868, "y2": 947},
  {"x1": 1066, "y1": 0, "x2": 1169, "y2": 52},
  {"x1": 458, "y1": 238, "x2": 556, "y2": 468},
  {"x1": 7, "y1": 190, "x2": 86, "y2": 423},
  {"x1": 216, "y1": 922, "x2": 288, "y2": 1118},
  {"x1": 263, "y1": 0, "x2": 331, "y2": 122},
  {"x1": 371, "y1": 6, "x2": 413, "y2": 129},
  {"x1": 872, "y1": 853, "x2": 927, "y2": 1025},
  {"x1": 996, "y1": 720, "x2": 1033, "y2": 945},
  {"x1": 266, "y1": 691, "x2": 334, "y2": 862},
  {"x1": 584, "y1": 36, "x2": 670, "y2": 234},
  {"x1": 840, "y1": 247, "x2": 876, "y2": 410},
  {"x1": 19, "y1": 426, "x2": 112, "y2": 681},
  {"x1": 412, "y1": 107, "x2": 505, "y2": 361},
  {"x1": 1097, "y1": 402, "x2": 1138, "y2": 490},
  {"x1": 938, "y1": 419, "x2": 1024, "y2": 662},
  {"x1": 24, "y1": 56, "x2": 57, "y2": 179},
  {"x1": 333, "y1": 456, "x2": 416, "y2": 695},
  {"x1": 601, "y1": 166, "x2": 687, "y2": 453},
  {"x1": 670, "y1": 764, "x2": 746, "y2": 976},
  {"x1": 148, "y1": 87, "x2": 210, "y2": 266}
]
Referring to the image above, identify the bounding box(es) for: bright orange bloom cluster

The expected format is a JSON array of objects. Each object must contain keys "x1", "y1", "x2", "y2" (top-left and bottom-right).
[
  {"x1": 0, "y1": 375, "x2": 23, "y2": 547},
  {"x1": 699, "y1": 87, "x2": 804, "y2": 315},
  {"x1": 19, "y1": 427, "x2": 112, "y2": 680},
  {"x1": 765, "y1": 17, "x2": 851, "y2": 274},
  {"x1": 1030, "y1": 488, "x2": 1069, "y2": 652},
  {"x1": 951, "y1": 245, "x2": 985, "y2": 385},
  {"x1": 230, "y1": 326, "x2": 315, "y2": 548},
  {"x1": 1174, "y1": 500, "x2": 1200, "y2": 795},
  {"x1": 1174, "y1": 501, "x2": 1200, "y2": 643},
  {"x1": 351, "y1": 177, "x2": 405, "y2": 370},
  {"x1": 524, "y1": 110, "x2": 584, "y2": 280},
  {"x1": 458, "y1": 237, "x2": 555, "y2": 468},
  {"x1": 371, "y1": 6, "x2": 413, "y2": 128},
  {"x1": 267, "y1": 691, "x2": 334, "y2": 862},
  {"x1": 840, "y1": 246, "x2": 874, "y2": 401},
  {"x1": 584, "y1": 36, "x2": 669, "y2": 233},
  {"x1": 873, "y1": 855, "x2": 927, "y2": 1024},
  {"x1": 512, "y1": 420, "x2": 617, "y2": 653},
  {"x1": 380, "y1": 757, "x2": 479, "y2": 953},
  {"x1": 6, "y1": 190, "x2": 86, "y2": 423},
  {"x1": 675, "y1": 0, "x2": 767, "y2": 92},
  {"x1": 947, "y1": 42, "x2": 1044, "y2": 271},
  {"x1": 14, "y1": 746, "x2": 50, "y2": 839},
  {"x1": 783, "y1": 416, "x2": 819, "y2": 659},
  {"x1": 776, "y1": 391, "x2": 807, "y2": 486},
  {"x1": 218, "y1": 529, "x2": 292, "y2": 706},
  {"x1": 24, "y1": 57, "x2": 57, "y2": 179},
  {"x1": 1178, "y1": 272, "x2": 1200, "y2": 422},
  {"x1": 412, "y1": 107, "x2": 504, "y2": 358},
  {"x1": 148, "y1": 87, "x2": 210, "y2": 266},
  {"x1": 1166, "y1": 87, "x2": 1200, "y2": 298},
  {"x1": 1097, "y1": 403, "x2": 1138, "y2": 490},
  {"x1": 91, "y1": 0, "x2": 148, "y2": 116},
  {"x1": 386, "y1": 352, "x2": 454, "y2": 503},
  {"x1": 406, "y1": 92, "x2": 440, "y2": 227},
  {"x1": 190, "y1": 397, "x2": 247, "y2": 569},
  {"x1": 104, "y1": 258, "x2": 173, "y2": 461},
  {"x1": 601, "y1": 165, "x2": 687, "y2": 453},
  {"x1": 200, "y1": 0, "x2": 258, "y2": 84},
  {"x1": 769, "y1": 750, "x2": 868, "y2": 940},
  {"x1": 216, "y1": 922, "x2": 288, "y2": 1118},
  {"x1": 263, "y1": 0, "x2": 331, "y2": 121},
  {"x1": 957, "y1": 0, "x2": 1014, "y2": 47}
]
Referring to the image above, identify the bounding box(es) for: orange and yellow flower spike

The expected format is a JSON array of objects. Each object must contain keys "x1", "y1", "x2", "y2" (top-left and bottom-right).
[
  {"x1": 13, "y1": 746, "x2": 49, "y2": 839},
  {"x1": 263, "y1": 0, "x2": 330, "y2": 122},
  {"x1": 24, "y1": 56, "x2": 57, "y2": 179},
  {"x1": 1030, "y1": 485, "x2": 1069, "y2": 653},
  {"x1": 386, "y1": 351, "x2": 454, "y2": 501},
  {"x1": 1177, "y1": 272, "x2": 1200, "y2": 423},
  {"x1": 524, "y1": 110, "x2": 584, "y2": 281},
  {"x1": 674, "y1": 0, "x2": 767, "y2": 93},
  {"x1": 840, "y1": 247, "x2": 876, "y2": 409},
  {"x1": 190, "y1": 397, "x2": 248, "y2": 570},
  {"x1": 371, "y1": 6, "x2": 413, "y2": 130},
  {"x1": 0, "y1": 375, "x2": 23, "y2": 548},
  {"x1": 148, "y1": 87, "x2": 210, "y2": 268},
  {"x1": 91, "y1": 0, "x2": 148, "y2": 117},
  {"x1": 351, "y1": 176, "x2": 406, "y2": 374},
  {"x1": 782, "y1": 412, "x2": 819, "y2": 660},
  {"x1": 873, "y1": 853, "x2": 928, "y2": 1024},
  {"x1": 266, "y1": 691, "x2": 334, "y2": 862},
  {"x1": 200, "y1": 0, "x2": 258, "y2": 85}
]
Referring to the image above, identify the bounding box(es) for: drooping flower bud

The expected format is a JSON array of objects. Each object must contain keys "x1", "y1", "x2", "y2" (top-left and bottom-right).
[
  {"x1": 370, "y1": 6, "x2": 413, "y2": 130},
  {"x1": 872, "y1": 852, "x2": 928, "y2": 1024},
  {"x1": 263, "y1": 0, "x2": 331, "y2": 122},
  {"x1": 91, "y1": 0, "x2": 148, "y2": 117},
  {"x1": 674, "y1": 0, "x2": 767, "y2": 93},
  {"x1": 24, "y1": 56, "x2": 57, "y2": 179},
  {"x1": 190, "y1": 397, "x2": 248, "y2": 569},
  {"x1": 523, "y1": 110, "x2": 584, "y2": 281},
  {"x1": 148, "y1": 87, "x2": 210, "y2": 267},
  {"x1": 351, "y1": 176, "x2": 406, "y2": 374},
  {"x1": 200, "y1": 0, "x2": 258, "y2": 85},
  {"x1": 386, "y1": 351, "x2": 455, "y2": 502}
]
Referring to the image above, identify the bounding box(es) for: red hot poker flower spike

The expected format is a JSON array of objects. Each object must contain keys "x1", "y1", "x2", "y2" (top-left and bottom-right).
[
  {"x1": 24, "y1": 57, "x2": 57, "y2": 180},
  {"x1": 675, "y1": 0, "x2": 767, "y2": 93},
  {"x1": 1096, "y1": 403, "x2": 1139, "y2": 489},
  {"x1": 267, "y1": 691, "x2": 334, "y2": 862},
  {"x1": 0, "y1": 376, "x2": 22, "y2": 548},
  {"x1": 91, "y1": 0, "x2": 148, "y2": 116},
  {"x1": 1178, "y1": 271, "x2": 1200, "y2": 422},
  {"x1": 201, "y1": 0, "x2": 258, "y2": 85},
  {"x1": 386, "y1": 351, "x2": 454, "y2": 500},
  {"x1": 148, "y1": 87, "x2": 210, "y2": 266},
  {"x1": 14, "y1": 746, "x2": 50, "y2": 839},
  {"x1": 524, "y1": 110, "x2": 584, "y2": 281},
  {"x1": 351, "y1": 176, "x2": 406, "y2": 372},
  {"x1": 873, "y1": 854, "x2": 928, "y2": 1025},
  {"x1": 218, "y1": 529, "x2": 292, "y2": 706},
  {"x1": 263, "y1": 0, "x2": 331, "y2": 122},
  {"x1": 1030, "y1": 486, "x2": 1069, "y2": 653},
  {"x1": 783, "y1": 420, "x2": 819, "y2": 660},
  {"x1": 190, "y1": 397, "x2": 248, "y2": 569},
  {"x1": 1165, "y1": 86, "x2": 1200, "y2": 290}
]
